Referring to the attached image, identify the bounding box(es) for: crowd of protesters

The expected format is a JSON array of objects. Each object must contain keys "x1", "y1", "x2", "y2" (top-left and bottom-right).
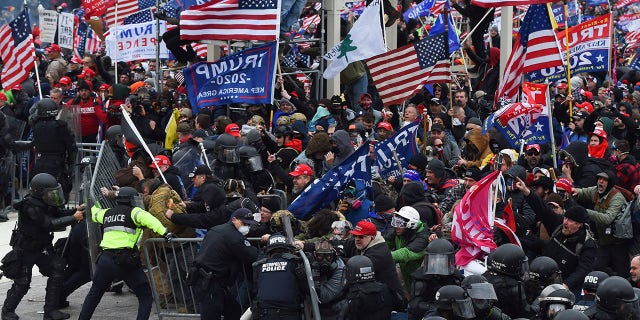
[{"x1": 1, "y1": 0, "x2": 640, "y2": 319}]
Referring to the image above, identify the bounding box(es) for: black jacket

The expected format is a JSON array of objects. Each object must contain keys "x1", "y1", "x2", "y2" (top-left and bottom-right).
[{"x1": 13, "y1": 196, "x2": 77, "y2": 251}]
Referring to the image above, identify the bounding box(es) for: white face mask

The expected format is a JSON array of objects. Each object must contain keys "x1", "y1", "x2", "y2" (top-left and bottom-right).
[
  {"x1": 452, "y1": 118, "x2": 462, "y2": 126},
  {"x1": 238, "y1": 225, "x2": 250, "y2": 236}
]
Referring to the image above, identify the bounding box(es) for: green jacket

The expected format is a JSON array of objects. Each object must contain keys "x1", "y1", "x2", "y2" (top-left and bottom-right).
[
  {"x1": 92, "y1": 204, "x2": 167, "y2": 250},
  {"x1": 388, "y1": 222, "x2": 429, "y2": 292},
  {"x1": 575, "y1": 186, "x2": 627, "y2": 246}
]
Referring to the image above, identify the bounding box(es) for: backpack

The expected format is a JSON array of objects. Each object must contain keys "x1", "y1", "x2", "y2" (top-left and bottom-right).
[{"x1": 595, "y1": 188, "x2": 635, "y2": 239}]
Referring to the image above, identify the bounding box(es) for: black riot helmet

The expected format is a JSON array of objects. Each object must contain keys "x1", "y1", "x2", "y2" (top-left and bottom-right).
[
  {"x1": 461, "y1": 275, "x2": 498, "y2": 312},
  {"x1": 238, "y1": 145, "x2": 263, "y2": 172},
  {"x1": 487, "y1": 243, "x2": 529, "y2": 280},
  {"x1": 264, "y1": 234, "x2": 294, "y2": 254},
  {"x1": 424, "y1": 239, "x2": 456, "y2": 275},
  {"x1": 115, "y1": 186, "x2": 142, "y2": 207},
  {"x1": 215, "y1": 133, "x2": 240, "y2": 164},
  {"x1": 434, "y1": 285, "x2": 476, "y2": 319},
  {"x1": 595, "y1": 276, "x2": 638, "y2": 311},
  {"x1": 528, "y1": 256, "x2": 562, "y2": 286},
  {"x1": 36, "y1": 98, "x2": 60, "y2": 119},
  {"x1": 346, "y1": 255, "x2": 375, "y2": 284},
  {"x1": 29, "y1": 173, "x2": 65, "y2": 206},
  {"x1": 539, "y1": 286, "x2": 575, "y2": 319},
  {"x1": 582, "y1": 271, "x2": 609, "y2": 294},
  {"x1": 106, "y1": 125, "x2": 124, "y2": 148},
  {"x1": 552, "y1": 309, "x2": 589, "y2": 320}
]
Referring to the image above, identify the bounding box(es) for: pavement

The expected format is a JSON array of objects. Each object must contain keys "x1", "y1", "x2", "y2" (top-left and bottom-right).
[{"x1": 0, "y1": 205, "x2": 170, "y2": 320}]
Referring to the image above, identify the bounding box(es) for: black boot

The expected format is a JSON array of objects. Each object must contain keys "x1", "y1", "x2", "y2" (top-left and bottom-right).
[
  {"x1": 42, "y1": 310, "x2": 69, "y2": 320},
  {"x1": 1, "y1": 309, "x2": 19, "y2": 320}
]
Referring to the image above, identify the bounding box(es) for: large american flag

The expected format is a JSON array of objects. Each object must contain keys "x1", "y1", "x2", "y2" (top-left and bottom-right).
[
  {"x1": 105, "y1": 0, "x2": 156, "y2": 28},
  {"x1": 367, "y1": 32, "x2": 450, "y2": 106},
  {"x1": 123, "y1": 9, "x2": 155, "y2": 25},
  {"x1": 180, "y1": 0, "x2": 279, "y2": 41},
  {"x1": 0, "y1": 9, "x2": 35, "y2": 90},
  {"x1": 471, "y1": 0, "x2": 555, "y2": 8},
  {"x1": 495, "y1": 4, "x2": 561, "y2": 103},
  {"x1": 73, "y1": 21, "x2": 103, "y2": 59}
]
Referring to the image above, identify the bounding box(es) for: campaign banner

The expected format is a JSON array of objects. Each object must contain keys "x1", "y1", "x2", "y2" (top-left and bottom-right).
[
  {"x1": 527, "y1": 13, "x2": 610, "y2": 83},
  {"x1": 374, "y1": 121, "x2": 420, "y2": 179},
  {"x1": 183, "y1": 42, "x2": 277, "y2": 112},
  {"x1": 617, "y1": 14, "x2": 640, "y2": 31},
  {"x1": 617, "y1": 0, "x2": 640, "y2": 9},
  {"x1": 104, "y1": 20, "x2": 169, "y2": 62},
  {"x1": 39, "y1": 10, "x2": 58, "y2": 44},
  {"x1": 57, "y1": 12, "x2": 75, "y2": 49},
  {"x1": 551, "y1": 1, "x2": 580, "y2": 28}
]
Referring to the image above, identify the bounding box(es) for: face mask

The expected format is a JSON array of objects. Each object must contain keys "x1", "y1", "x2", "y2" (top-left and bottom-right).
[
  {"x1": 452, "y1": 118, "x2": 462, "y2": 126},
  {"x1": 238, "y1": 225, "x2": 250, "y2": 235}
]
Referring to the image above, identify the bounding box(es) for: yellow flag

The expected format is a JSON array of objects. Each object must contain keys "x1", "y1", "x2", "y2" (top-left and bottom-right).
[{"x1": 164, "y1": 108, "x2": 180, "y2": 149}]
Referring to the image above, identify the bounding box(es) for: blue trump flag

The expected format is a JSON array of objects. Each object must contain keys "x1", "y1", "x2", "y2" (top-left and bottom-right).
[
  {"x1": 183, "y1": 42, "x2": 277, "y2": 114},
  {"x1": 374, "y1": 121, "x2": 420, "y2": 179},
  {"x1": 288, "y1": 142, "x2": 373, "y2": 219},
  {"x1": 482, "y1": 102, "x2": 544, "y2": 148},
  {"x1": 631, "y1": 50, "x2": 640, "y2": 71},
  {"x1": 403, "y1": 0, "x2": 436, "y2": 22},
  {"x1": 429, "y1": 2, "x2": 459, "y2": 54}
]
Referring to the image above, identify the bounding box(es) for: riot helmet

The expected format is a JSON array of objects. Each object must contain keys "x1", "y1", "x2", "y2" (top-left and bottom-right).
[
  {"x1": 595, "y1": 276, "x2": 638, "y2": 312},
  {"x1": 422, "y1": 317, "x2": 446, "y2": 320},
  {"x1": 115, "y1": 186, "x2": 143, "y2": 207},
  {"x1": 528, "y1": 256, "x2": 562, "y2": 286},
  {"x1": 424, "y1": 239, "x2": 456, "y2": 275},
  {"x1": 461, "y1": 275, "x2": 498, "y2": 312},
  {"x1": 215, "y1": 133, "x2": 240, "y2": 164},
  {"x1": 487, "y1": 243, "x2": 529, "y2": 280},
  {"x1": 314, "y1": 238, "x2": 337, "y2": 274},
  {"x1": 539, "y1": 286, "x2": 575, "y2": 320},
  {"x1": 238, "y1": 145, "x2": 263, "y2": 172},
  {"x1": 29, "y1": 173, "x2": 65, "y2": 206},
  {"x1": 36, "y1": 98, "x2": 60, "y2": 119},
  {"x1": 264, "y1": 234, "x2": 294, "y2": 254},
  {"x1": 346, "y1": 255, "x2": 375, "y2": 284},
  {"x1": 106, "y1": 125, "x2": 124, "y2": 148},
  {"x1": 391, "y1": 206, "x2": 420, "y2": 229},
  {"x1": 582, "y1": 271, "x2": 609, "y2": 294},
  {"x1": 434, "y1": 285, "x2": 476, "y2": 319},
  {"x1": 552, "y1": 309, "x2": 589, "y2": 320}
]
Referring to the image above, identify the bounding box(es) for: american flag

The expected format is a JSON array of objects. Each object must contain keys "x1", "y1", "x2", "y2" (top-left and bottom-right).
[
  {"x1": 471, "y1": 0, "x2": 555, "y2": 8},
  {"x1": 105, "y1": 0, "x2": 156, "y2": 28},
  {"x1": 630, "y1": 49, "x2": 640, "y2": 71},
  {"x1": 0, "y1": 9, "x2": 35, "y2": 90},
  {"x1": 626, "y1": 29, "x2": 640, "y2": 50},
  {"x1": 73, "y1": 21, "x2": 103, "y2": 60},
  {"x1": 180, "y1": 0, "x2": 279, "y2": 41},
  {"x1": 124, "y1": 9, "x2": 155, "y2": 25},
  {"x1": 494, "y1": 4, "x2": 561, "y2": 103},
  {"x1": 367, "y1": 32, "x2": 450, "y2": 107}
]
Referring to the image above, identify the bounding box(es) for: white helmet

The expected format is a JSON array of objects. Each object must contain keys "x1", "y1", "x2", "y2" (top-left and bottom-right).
[{"x1": 392, "y1": 206, "x2": 421, "y2": 229}]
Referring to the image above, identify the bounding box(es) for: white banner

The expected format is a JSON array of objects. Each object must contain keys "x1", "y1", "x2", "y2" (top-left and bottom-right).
[
  {"x1": 39, "y1": 10, "x2": 58, "y2": 44},
  {"x1": 105, "y1": 20, "x2": 169, "y2": 62},
  {"x1": 57, "y1": 12, "x2": 74, "y2": 49}
]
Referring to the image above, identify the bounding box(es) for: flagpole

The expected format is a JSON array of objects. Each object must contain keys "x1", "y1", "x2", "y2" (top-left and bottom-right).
[
  {"x1": 444, "y1": 5, "x2": 454, "y2": 129},
  {"x1": 563, "y1": 1, "x2": 572, "y2": 120},
  {"x1": 546, "y1": 83, "x2": 557, "y2": 169},
  {"x1": 26, "y1": 2, "x2": 42, "y2": 99},
  {"x1": 155, "y1": 0, "x2": 161, "y2": 94},
  {"x1": 114, "y1": 0, "x2": 119, "y2": 83},
  {"x1": 608, "y1": 3, "x2": 614, "y2": 84}
]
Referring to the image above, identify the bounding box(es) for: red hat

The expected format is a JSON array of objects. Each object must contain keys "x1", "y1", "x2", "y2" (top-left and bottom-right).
[
  {"x1": 149, "y1": 155, "x2": 171, "y2": 168},
  {"x1": 557, "y1": 82, "x2": 567, "y2": 89},
  {"x1": 71, "y1": 56, "x2": 83, "y2": 64},
  {"x1": 590, "y1": 127, "x2": 607, "y2": 140},
  {"x1": 377, "y1": 121, "x2": 393, "y2": 131},
  {"x1": 59, "y1": 76, "x2": 71, "y2": 85},
  {"x1": 556, "y1": 178, "x2": 573, "y2": 193},
  {"x1": 78, "y1": 67, "x2": 96, "y2": 79},
  {"x1": 526, "y1": 144, "x2": 541, "y2": 152},
  {"x1": 582, "y1": 91, "x2": 593, "y2": 101},
  {"x1": 45, "y1": 44, "x2": 61, "y2": 53},
  {"x1": 350, "y1": 221, "x2": 377, "y2": 236},
  {"x1": 0, "y1": 92, "x2": 6, "y2": 102},
  {"x1": 98, "y1": 83, "x2": 111, "y2": 91},
  {"x1": 11, "y1": 84, "x2": 22, "y2": 91},
  {"x1": 225, "y1": 123, "x2": 241, "y2": 137},
  {"x1": 575, "y1": 101, "x2": 593, "y2": 113},
  {"x1": 289, "y1": 163, "x2": 313, "y2": 177}
]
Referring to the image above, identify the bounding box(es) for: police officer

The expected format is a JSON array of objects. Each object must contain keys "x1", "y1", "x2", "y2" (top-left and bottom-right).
[
  {"x1": 213, "y1": 133, "x2": 241, "y2": 180},
  {"x1": 252, "y1": 234, "x2": 307, "y2": 319},
  {"x1": 78, "y1": 187, "x2": 173, "y2": 320},
  {"x1": 460, "y1": 275, "x2": 511, "y2": 320},
  {"x1": 534, "y1": 285, "x2": 575, "y2": 320},
  {"x1": 553, "y1": 309, "x2": 589, "y2": 320},
  {"x1": 339, "y1": 255, "x2": 395, "y2": 320},
  {"x1": 483, "y1": 243, "x2": 532, "y2": 319},
  {"x1": 30, "y1": 98, "x2": 77, "y2": 202},
  {"x1": 409, "y1": 239, "x2": 463, "y2": 320},
  {"x1": 311, "y1": 238, "x2": 347, "y2": 319},
  {"x1": 238, "y1": 145, "x2": 275, "y2": 195},
  {"x1": 525, "y1": 256, "x2": 563, "y2": 310},
  {"x1": 1, "y1": 173, "x2": 84, "y2": 320},
  {"x1": 583, "y1": 276, "x2": 638, "y2": 319},
  {"x1": 423, "y1": 285, "x2": 476, "y2": 319},
  {"x1": 574, "y1": 271, "x2": 609, "y2": 312},
  {"x1": 191, "y1": 208, "x2": 259, "y2": 319}
]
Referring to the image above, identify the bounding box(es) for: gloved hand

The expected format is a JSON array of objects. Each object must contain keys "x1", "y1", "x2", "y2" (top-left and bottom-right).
[{"x1": 163, "y1": 232, "x2": 176, "y2": 242}]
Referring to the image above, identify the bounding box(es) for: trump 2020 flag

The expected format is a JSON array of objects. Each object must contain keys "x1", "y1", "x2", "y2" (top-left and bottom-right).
[
  {"x1": 520, "y1": 82, "x2": 551, "y2": 146},
  {"x1": 482, "y1": 101, "x2": 544, "y2": 148},
  {"x1": 451, "y1": 170, "x2": 503, "y2": 267},
  {"x1": 288, "y1": 142, "x2": 373, "y2": 219},
  {"x1": 428, "y1": 1, "x2": 460, "y2": 54},
  {"x1": 631, "y1": 49, "x2": 640, "y2": 71},
  {"x1": 323, "y1": 0, "x2": 386, "y2": 79},
  {"x1": 183, "y1": 42, "x2": 277, "y2": 113},
  {"x1": 374, "y1": 121, "x2": 420, "y2": 180}
]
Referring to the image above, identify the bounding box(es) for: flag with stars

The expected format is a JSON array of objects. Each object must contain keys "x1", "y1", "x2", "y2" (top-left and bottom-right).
[
  {"x1": 105, "y1": 0, "x2": 156, "y2": 28},
  {"x1": 483, "y1": 101, "x2": 544, "y2": 148},
  {"x1": 180, "y1": 0, "x2": 279, "y2": 41},
  {"x1": 323, "y1": 0, "x2": 386, "y2": 79},
  {"x1": 520, "y1": 82, "x2": 551, "y2": 146},
  {"x1": 0, "y1": 8, "x2": 35, "y2": 91},
  {"x1": 374, "y1": 121, "x2": 420, "y2": 180},
  {"x1": 630, "y1": 49, "x2": 640, "y2": 71},
  {"x1": 124, "y1": 9, "x2": 155, "y2": 24},
  {"x1": 288, "y1": 142, "x2": 373, "y2": 219},
  {"x1": 367, "y1": 32, "x2": 450, "y2": 106},
  {"x1": 527, "y1": 13, "x2": 611, "y2": 83},
  {"x1": 428, "y1": 1, "x2": 460, "y2": 54}
]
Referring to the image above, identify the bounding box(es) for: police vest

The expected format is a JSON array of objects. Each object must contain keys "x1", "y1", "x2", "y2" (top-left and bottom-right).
[
  {"x1": 256, "y1": 254, "x2": 302, "y2": 310},
  {"x1": 103, "y1": 205, "x2": 137, "y2": 235},
  {"x1": 33, "y1": 120, "x2": 71, "y2": 154}
]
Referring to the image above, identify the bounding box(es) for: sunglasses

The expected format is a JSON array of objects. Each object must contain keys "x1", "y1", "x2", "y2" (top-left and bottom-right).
[
  {"x1": 433, "y1": 144, "x2": 443, "y2": 148},
  {"x1": 527, "y1": 151, "x2": 540, "y2": 156}
]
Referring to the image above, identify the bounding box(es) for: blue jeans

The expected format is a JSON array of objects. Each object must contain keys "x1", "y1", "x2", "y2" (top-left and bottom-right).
[
  {"x1": 344, "y1": 73, "x2": 369, "y2": 110},
  {"x1": 194, "y1": 283, "x2": 241, "y2": 320},
  {"x1": 280, "y1": 0, "x2": 306, "y2": 33},
  {"x1": 78, "y1": 251, "x2": 153, "y2": 320}
]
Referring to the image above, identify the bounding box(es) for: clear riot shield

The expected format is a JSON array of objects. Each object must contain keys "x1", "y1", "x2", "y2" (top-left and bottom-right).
[{"x1": 58, "y1": 104, "x2": 83, "y2": 143}]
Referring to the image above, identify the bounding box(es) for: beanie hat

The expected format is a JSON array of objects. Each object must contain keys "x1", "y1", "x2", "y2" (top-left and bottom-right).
[
  {"x1": 564, "y1": 206, "x2": 590, "y2": 223},
  {"x1": 76, "y1": 80, "x2": 92, "y2": 91},
  {"x1": 544, "y1": 193, "x2": 565, "y2": 210},
  {"x1": 426, "y1": 159, "x2": 446, "y2": 178},
  {"x1": 403, "y1": 169, "x2": 422, "y2": 182},
  {"x1": 261, "y1": 198, "x2": 280, "y2": 213},
  {"x1": 374, "y1": 194, "x2": 396, "y2": 212},
  {"x1": 556, "y1": 178, "x2": 573, "y2": 193},
  {"x1": 408, "y1": 154, "x2": 428, "y2": 171}
]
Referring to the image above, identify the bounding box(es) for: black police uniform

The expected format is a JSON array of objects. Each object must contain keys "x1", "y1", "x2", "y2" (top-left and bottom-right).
[
  {"x1": 31, "y1": 114, "x2": 76, "y2": 201},
  {"x1": 252, "y1": 252, "x2": 306, "y2": 319},
  {"x1": 483, "y1": 270, "x2": 531, "y2": 319},
  {"x1": 2, "y1": 191, "x2": 79, "y2": 320},
  {"x1": 192, "y1": 221, "x2": 258, "y2": 320},
  {"x1": 341, "y1": 278, "x2": 395, "y2": 320},
  {"x1": 408, "y1": 272, "x2": 463, "y2": 320}
]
